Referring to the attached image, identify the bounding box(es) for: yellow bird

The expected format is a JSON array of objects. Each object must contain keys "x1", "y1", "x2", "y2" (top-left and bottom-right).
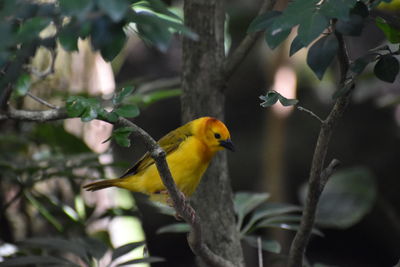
[{"x1": 83, "y1": 117, "x2": 234, "y2": 203}]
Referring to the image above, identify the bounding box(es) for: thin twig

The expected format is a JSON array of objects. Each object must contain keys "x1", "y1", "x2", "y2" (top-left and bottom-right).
[
  {"x1": 288, "y1": 31, "x2": 352, "y2": 267},
  {"x1": 0, "y1": 107, "x2": 235, "y2": 267},
  {"x1": 26, "y1": 92, "x2": 60, "y2": 109},
  {"x1": 223, "y1": 0, "x2": 277, "y2": 82},
  {"x1": 319, "y1": 159, "x2": 340, "y2": 191},
  {"x1": 296, "y1": 106, "x2": 324, "y2": 124}
]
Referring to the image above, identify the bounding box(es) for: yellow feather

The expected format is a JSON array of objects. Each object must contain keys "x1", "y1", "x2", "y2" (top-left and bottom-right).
[{"x1": 83, "y1": 117, "x2": 233, "y2": 203}]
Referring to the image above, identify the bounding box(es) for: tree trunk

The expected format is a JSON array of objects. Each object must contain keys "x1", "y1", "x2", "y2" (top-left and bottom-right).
[{"x1": 182, "y1": 0, "x2": 244, "y2": 266}]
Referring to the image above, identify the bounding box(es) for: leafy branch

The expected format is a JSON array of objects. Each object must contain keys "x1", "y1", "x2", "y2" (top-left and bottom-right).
[
  {"x1": 287, "y1": 31, "x2": 351, "y2": 267},
  {"x1": 0, "y1": 98, "x2": 234, "y2": 267}
]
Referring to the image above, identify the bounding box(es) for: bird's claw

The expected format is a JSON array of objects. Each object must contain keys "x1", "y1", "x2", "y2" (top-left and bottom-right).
[{"x1": 170, "y1": 191, "x2": 196, "y2": 224}]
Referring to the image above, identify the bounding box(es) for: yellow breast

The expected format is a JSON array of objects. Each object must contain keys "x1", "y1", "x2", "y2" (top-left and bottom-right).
[{"x1": 120, "y1": 136, "x2": 214, "y2": 201}]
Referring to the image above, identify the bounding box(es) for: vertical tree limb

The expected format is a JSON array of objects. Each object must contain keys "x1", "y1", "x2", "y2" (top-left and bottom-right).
[
  {"x1": 287, "y1": 32, "x2": 352, "y2": 267},
  {"x1": 182, "y1": 0, "x2": 245, "y2": 266}
]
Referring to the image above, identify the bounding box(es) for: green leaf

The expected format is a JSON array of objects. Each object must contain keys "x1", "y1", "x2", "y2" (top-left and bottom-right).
[
  {"x1": 297, "y1": 11, "x2": 329, "y2": 46},
  {"x1": 258, "y1": 215, "x2": 302, "y2": 225},
  {"x1": 100, "y1": 26, "x2": 126, "y2": 61},
  {"x1": 259, "y1": 91, "x2": 279, "y2": 107},
  {"x1": 289, "y1": 35, "x2": 305, "y2": 57},
  {"x1": 156, "y1": 223, "x2": 190, "y2": 234},
  {"x1": 307, "y1": 34, "x2": 339, "y2": 80},
  {"x1": 116, "y1": 256, "x2": 164, "y2": 266},
  {"x1": 374, "y1": 55, "x2": 400, "y2": 83},
  {"x1": 112, "y1": 241, "x2": 146, "y2": 261},
  {"x1": 247, "y1": 11, "x2": 282, "y2": 33},
  {"x1": 242, "y1": 236, "x2": 281, "y2": 254},
  {"x1": 277, "y1": 94, "x2": 299, "y2": 106},
  {"x1": 15, "y1": 73, "x2": 31, "y2": 96},
  {"x1": 376, "y1": 17, "x2": 400, "y2": 44},
  {"x1": 17, "y1": 17, "x2": 51, "y2": 42},
  {"x1": 113, "y1": 126, "x2": 135, "y2": 134},
  {"x1": 59, "y1": 0, "x2": 92, "y2": 17},
  {"x1": 257, "y1": 222, "x2": 324, "y2": 236},
  {"x1": 58, "y1": 22, "x2": 79, "y2": 52},
  {"x1": 305, "y1": 167, "x2": 377, "y2": 229},
  {"x1": 350, "y1": 53, "x2": 378, "y2": 75},
  {"x1": 98, "y1": 0, "x2": 130, "y2": 22},
  {"x1": 115, "y1": 105, "x2": 140, "y2": 118},
  {"x1": 0, "y1": 256, "x2": 75, "y2": 267},
  {"x1": 66, "y1": 96, "x2": 85, "y2": 117},
  {"x1": 275, "y1": 0, "x2": 319, "y2": 31},
  {"x1": 259, "y1": 91, "x2": 298, "y2": 107},
  {"x1": 20, "y1": 237, "x2": 90, "y2": 264},
  {"x1": 113, "y1": 127, "x2": 134, "y2": 147},
  {"x1": 33, "y1": 124, "x2": 91, "y2": 154},
  {"x1": 130, "y1": 89, "x2": 182, "y2": 106},
  {"x1": 336, "y1": 14, "x2": 364, "y2": 36},
  {"x1": 319, "y1": 0, "x2": 357, "y2": 19},
  {"x1": 265, "y1": 24, "x2": 291, "y2": 50},
  {"x1": 241, "y1": 203, "x2": 301, "y2": 234},
  {"x1": 99, "y1": 110, "x2": 119, "y2": 123},
  {"x1": 130, "y1": 12, "x2": 172, "y2": 52},
  {"x1": 81, "y1": 106, "x2": 98, "y2": 122},
  {"x1": 66, "y1": 96, "x2": 102, "y2": 121},
  {"x1": 351, "y1": 2, "x2": 369, "y2": 18},
  {"x1": 90, "y1": 16, "x2": 127, "y2": 61},
  {"x1": 113, "y1": 86, "x2": 135, "y2": 105},
  {"x1": 234, "y1": 192, "x2": 270, "y2": 229},
  {"x1": 24, "y1": 191, "x2": 63, "y2": 232},
  {"x1": 78, "y1": 237, "x2": 108, "y2": 260}
]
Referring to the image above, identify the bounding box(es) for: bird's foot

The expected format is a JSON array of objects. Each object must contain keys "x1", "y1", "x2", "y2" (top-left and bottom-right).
[{"x1": 168, "y1": 191, "x2": 195, "y2": 224}]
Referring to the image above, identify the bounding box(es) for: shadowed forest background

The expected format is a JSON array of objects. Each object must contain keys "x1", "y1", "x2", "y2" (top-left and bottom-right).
[{"x1": 0, "y1": 0, "x2": 399, "y2": 266}]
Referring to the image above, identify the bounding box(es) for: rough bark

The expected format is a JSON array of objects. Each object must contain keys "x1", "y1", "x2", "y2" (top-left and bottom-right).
[{"x1": 181, "y1": 0, "x2": 244, "y2": 266}]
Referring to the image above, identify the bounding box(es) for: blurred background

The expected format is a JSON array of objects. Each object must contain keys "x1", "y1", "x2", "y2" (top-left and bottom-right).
[{"x1": 1, "y1": 0, "x2": 400, "y2": 266}]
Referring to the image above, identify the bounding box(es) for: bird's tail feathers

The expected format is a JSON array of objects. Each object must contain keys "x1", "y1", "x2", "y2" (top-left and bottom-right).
[{"x1": 83, "y1": 178, "x2": 121, "y2": 191}]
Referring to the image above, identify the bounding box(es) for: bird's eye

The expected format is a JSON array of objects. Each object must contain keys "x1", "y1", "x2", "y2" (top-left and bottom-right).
[{"x1": 214, "y1": 133, "x2": 221, "y2": 139}]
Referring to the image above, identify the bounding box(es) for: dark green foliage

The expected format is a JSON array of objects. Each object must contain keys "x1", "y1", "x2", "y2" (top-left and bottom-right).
[
  {"x1": 247, "y1": 11, "x2": 281, "y2": 33},
  {"x1": 300, "y1": 167, "x2": 377, "y2": 229},
  {"x1": 376, "y1": 17, "x2": 400, "y2": 44},
  {"x1": 306, "y1": 34, "x2": 338, "y2": 80},
  {"x1": 245, "y1": 0, "x2": 400, "y2": 83},
  {"x1": 0, "y1": 0, "x2": 196, "y2": 94},
  {"x1": 114, "y1": 105, "x2": 140, "y2": 118},
  {"x1": 350, "y1": 53, "x2": 379, "y2": 75},
  {"x1": 374, "y1": 55, "x2": 400, "y2": 83},
  {"x1": 289, "y1": 35, "x2": 305, "y2": 56},
  {"x1": 155, "y1": 192, "x2": 306, "y2": 254},
  {"x1": 2, "y1": 237, "x2": 162, "y2": 266},
  {"x1": 111, "y1": 127, "x2": 135, "y2": 147},
  {"x1": 259, "y1": 91, "x2": 298, "y2": 108}
]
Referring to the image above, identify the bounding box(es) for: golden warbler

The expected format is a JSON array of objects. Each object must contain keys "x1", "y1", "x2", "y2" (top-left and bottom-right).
[{"x1": 83, "y1": 117, "x2": 234, "y2": 202}]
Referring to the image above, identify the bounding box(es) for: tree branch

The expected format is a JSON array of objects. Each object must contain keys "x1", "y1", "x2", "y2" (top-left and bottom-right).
[
  {"x1": 223, "y1": 0, "x2": 277, "y2": 81},
  {"x1": 296, "y1": 106, "x2": 324, "y2": 124},
  {"x1": 288, "y1": 32, "x2": 352, "y2": 267},
  {"x1": 26, "y1": 92, "x2": 60, "y2": 109},
  {"x1": 0, "y1": 107, "x2": 235, "y2": 267}
]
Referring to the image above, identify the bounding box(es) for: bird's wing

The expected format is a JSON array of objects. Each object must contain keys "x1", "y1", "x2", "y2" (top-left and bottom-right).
[{"x1": 119, "y1": 124, "x2": 192, "y2": 178}]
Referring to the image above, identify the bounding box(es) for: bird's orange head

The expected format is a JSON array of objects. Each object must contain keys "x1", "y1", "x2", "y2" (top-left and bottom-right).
[{"x1": 193, "y1": 117, "x2": 235, "y2": 152}]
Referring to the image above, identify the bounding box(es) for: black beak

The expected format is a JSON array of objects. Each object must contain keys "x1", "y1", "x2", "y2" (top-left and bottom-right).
[{"x1": 220, "y1": 139, "x2": 235, "y2": 151}]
